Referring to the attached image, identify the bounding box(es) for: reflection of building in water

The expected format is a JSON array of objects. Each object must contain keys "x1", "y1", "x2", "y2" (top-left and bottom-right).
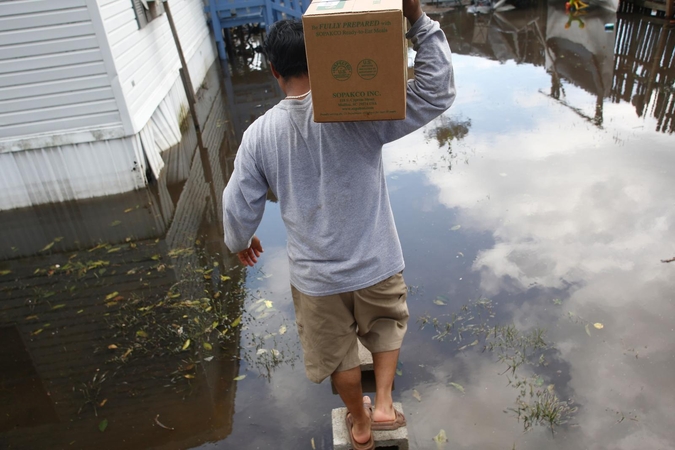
[
  {"x1": 438, "y1": 7, "x2": 547, "y2": 66},
  {"x1": 438, "y1": 5, "x2": 673, "y2": 133},
  {"x1": 611, "y1": 16, "x2": 675, "y2": 134},
  {"x1": 0, "y1": 62, "x2": 246, "y2": 449},
  {"x1": 222, "y1": 64, "x2": 284, "y2": 143},
  {"x1": 545, "y1": 5, "x2": 616, "y2": 126}
]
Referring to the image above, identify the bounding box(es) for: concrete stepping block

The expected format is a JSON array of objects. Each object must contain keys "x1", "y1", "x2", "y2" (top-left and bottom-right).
[{"x1": 332, "y1": 403, "x2": 408, "y2": 450}]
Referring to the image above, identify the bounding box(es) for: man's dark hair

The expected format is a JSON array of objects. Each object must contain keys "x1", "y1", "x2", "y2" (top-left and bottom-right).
[{"x1": 263, "y1": 19, "x2": 308, "y2": 79}]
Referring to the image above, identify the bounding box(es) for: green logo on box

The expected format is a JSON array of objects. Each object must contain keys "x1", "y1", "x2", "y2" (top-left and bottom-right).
[
  {"x1": 357, "y1": 59, "x2": 378, "y2": 80},
  {"x1": 331, "y1": 60, "x2": 352, "y2": 81}
]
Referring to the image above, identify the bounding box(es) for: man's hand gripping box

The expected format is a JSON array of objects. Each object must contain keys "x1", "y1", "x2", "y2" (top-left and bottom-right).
[{"x1": 303, "y1": 0, "x2": 407, "y2": 122}]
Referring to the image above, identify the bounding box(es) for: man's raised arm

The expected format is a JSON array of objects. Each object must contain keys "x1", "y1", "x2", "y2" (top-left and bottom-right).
[{"x1": 369, "y1": 0, "x2": 456, "y2": 143}]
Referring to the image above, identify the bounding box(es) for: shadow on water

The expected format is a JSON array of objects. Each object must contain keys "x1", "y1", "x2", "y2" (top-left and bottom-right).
[
  {"x1": 1, "y1": 4, "x2": 675, "y2": 449},
  {"x1": 0, "y1": 60, "x2": 283, "y2": 449}
]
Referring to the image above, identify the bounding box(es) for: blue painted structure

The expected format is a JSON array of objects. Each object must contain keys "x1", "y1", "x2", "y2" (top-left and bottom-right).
[{"x1": 205, "y1": 0, "x2": 311, "y2": 60}]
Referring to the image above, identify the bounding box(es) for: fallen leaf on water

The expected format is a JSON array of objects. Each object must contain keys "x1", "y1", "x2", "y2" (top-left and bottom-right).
[
  {"x1": 77, "y1": 309, "x2": 84, "y2": 314},
  {"x1": 184, "y1": 374, "x2": 195, "y2": 379},
  {"x1": 124, "y1": 208, "x2": 134, "y2": 213},
  {"x1": 231, "y1": 316, "x2": 241, "y2": 327},
  {"x1": 257, "y1": 349, "x2": 268, "y2": 356},
  {"x1": 279, "y1": 325, "x2": 287, "y2": 335},
  {"x1": 585, "y1": 324, "x2": 591, "y2": 337},
  {"x1": 151, "y1": 254, "x2": 161, "y2": 261},
  {"x1": 0, "y1": 270, "x2": 12, "y2": 276},
  {"x1": 450, "y1": 225, "x2": 461, "y2": 231},
  {"x1": 203, "y1": 342, "x2": 212, "y2": 350},
  {"x1": 32, "y1": 328, "x2": 43, "y2": 336},
  {"x1": 136, "y1": 330, "x2": 148, "y2": 338},
  {"x1": 99, "y1": 399, "x2": 108, "y2": 407},
  {"x1": 110, "y1": 220, "x2": 121, "y2": 227},
  {"x1": 220, "y1": 275, "x2": 231, "y2": 282},
  {"x1": 88, "y1": 243, "x2": 107, "y2": 252},
  {"x1": 26, "y1": 315, "x2": 38, "y2": 320},
  {"x1": 52, "y1": 304, "x2": 66, "y2": 310},
  {"x1": 433, "y1": 429, "x2": 448, "y2": 443},
  {"x1": 40, "y1": 242, "x2": 55, "y2": 252},
  {"x1": 594, "y1": 323, "x2": 604, "y2": 329},
  {"x1": 233, "y1": 375, "x2": 246, "y2": 381},
  {"x1": 155, "y1": 414, "x2": 174, "y2": 430},
  {"x1": 182, "y1": 339, "x2": 191, "y2": 350},
  {"x1": 311, "y1": 437, "x2": 316, "y2": 449},
  {"x1": 457, "y1": 252, "x2": 464, "y2": 257},
  {"x1": 105, "y1": 292, "x2": 119, "y2": 301},
  {"x1": 396, "y1": 368, "x2": 403, "y2": 376},
  {"x1": 204, "y1": 356, "x2": 214, "y2": 362},
  {"x1": 449, "y1": 382, "x2": 465, "y2": 393},
  {"x1": 98, "y1": 419, "x2": 108, "y2": 432},
  {"x1": 433, "y1": 298, "x2": 447, "y2": 306},
  {"x1": 108, "y1": 344, "x2": 118, "y2": 350},
  {"x1": 107, "y1": 247, "x2": 121, "y2": 253},
  {"x1": 264, "y1": 300, "x2": 273, "y2": 308},
  {"x1": 469, "y1": 339, "x2": 479, "y2": 347},
  {"x1": 412, "y1": 389, "x2": 422, "y2": 402}
]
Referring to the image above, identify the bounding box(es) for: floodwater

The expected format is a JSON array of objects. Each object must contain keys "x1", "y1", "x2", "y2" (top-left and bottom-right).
[{"x1": 1, "y1": 3, "x2": 674, "y2": 450}]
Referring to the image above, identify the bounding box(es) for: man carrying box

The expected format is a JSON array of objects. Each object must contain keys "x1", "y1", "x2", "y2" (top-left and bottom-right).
[{"x1": 222, "y1": 0, "x2": 455, "y2": 447}]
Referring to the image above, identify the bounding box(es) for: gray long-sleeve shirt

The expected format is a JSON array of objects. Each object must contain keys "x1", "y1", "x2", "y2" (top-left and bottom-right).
[{"x1": 222, "y1": 14, "x2": 456, "y2": 296}]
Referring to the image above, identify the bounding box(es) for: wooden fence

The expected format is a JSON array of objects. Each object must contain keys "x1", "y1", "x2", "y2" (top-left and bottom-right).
[{"x1": 612, "y1": 14, "x2": 675, "y2": 133}]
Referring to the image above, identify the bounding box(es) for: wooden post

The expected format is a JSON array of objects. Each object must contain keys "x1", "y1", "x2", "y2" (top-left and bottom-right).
[
  {"x1": 164, "y1": 0, "x2": 205, "y2": 151},
  {"x1": 166, "y1": 1, "x2": 221, "y2": 230}
]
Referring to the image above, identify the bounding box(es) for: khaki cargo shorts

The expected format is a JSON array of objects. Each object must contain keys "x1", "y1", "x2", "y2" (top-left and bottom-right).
[{"x1": 290, "y1": 272, "x2": 409, "y2": 384}]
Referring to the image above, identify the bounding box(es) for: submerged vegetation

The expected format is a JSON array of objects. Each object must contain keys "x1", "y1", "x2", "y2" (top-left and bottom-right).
[
  {"x1": 424, "y1": 114, "x2": 473, "y2": 170},
  {"x1": 420, "y1": 298, "x2": 577, "y2": 433},
  {"x1": 3, "y1": 234, "x2": 298, "y2": 421}
]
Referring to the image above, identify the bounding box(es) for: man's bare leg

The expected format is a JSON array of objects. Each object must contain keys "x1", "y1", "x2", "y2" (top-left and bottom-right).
[
  {"x1": 372, "y1": 349, "x2": 399, "y2": 422},
  {"x1": 332, "y1": 366, "x2": 371, "y2": 444}
]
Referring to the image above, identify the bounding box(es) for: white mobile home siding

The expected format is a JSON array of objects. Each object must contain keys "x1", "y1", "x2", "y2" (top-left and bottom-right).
[
  {"x1": 0, "y1": 0, "x2": 124, "y2": 146},
  {"x1": 100, "y1": 0, "x2": 215, "y2": 133},
  {"x1": 0, "y1": 0, "x2": 217, "y2": 211}
]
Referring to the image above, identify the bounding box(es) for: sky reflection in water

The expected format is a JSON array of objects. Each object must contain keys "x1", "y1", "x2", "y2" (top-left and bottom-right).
[{"x1": 214, "y1": 28, "x2": 675, "y2": 450}]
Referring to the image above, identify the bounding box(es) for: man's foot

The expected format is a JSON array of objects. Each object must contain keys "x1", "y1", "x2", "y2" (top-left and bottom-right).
[
  {"x1": 346, "y1": 397, "x2": 374, "y2": 449},
  {"x1": 366, "y1": 396, "x2": 407, "y2": 431}
]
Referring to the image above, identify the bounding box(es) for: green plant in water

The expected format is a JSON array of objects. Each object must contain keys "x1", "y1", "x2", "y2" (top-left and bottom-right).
[
  {"x1": 418, "y1": 298, "x2": 576, "y2": 433},
  {"x1": 77, "y1": 370, "x2": 108, "y2": 417},
  {"x1": 510, "y1": 380, "x2": 577, "y2": 433}
]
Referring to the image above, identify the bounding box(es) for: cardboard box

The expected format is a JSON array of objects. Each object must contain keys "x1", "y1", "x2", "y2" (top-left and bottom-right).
[{"x1": 303, "y1": 0, "x2": 407, "y2": 122}]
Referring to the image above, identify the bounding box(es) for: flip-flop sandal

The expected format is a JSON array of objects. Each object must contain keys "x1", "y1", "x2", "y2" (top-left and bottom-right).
[
  {"x1": 370, "y1": 407, "x2": 406, "y2": 431},
  {"x1": 345, "y1": 410, "x2": 375, "y2": 450}
]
